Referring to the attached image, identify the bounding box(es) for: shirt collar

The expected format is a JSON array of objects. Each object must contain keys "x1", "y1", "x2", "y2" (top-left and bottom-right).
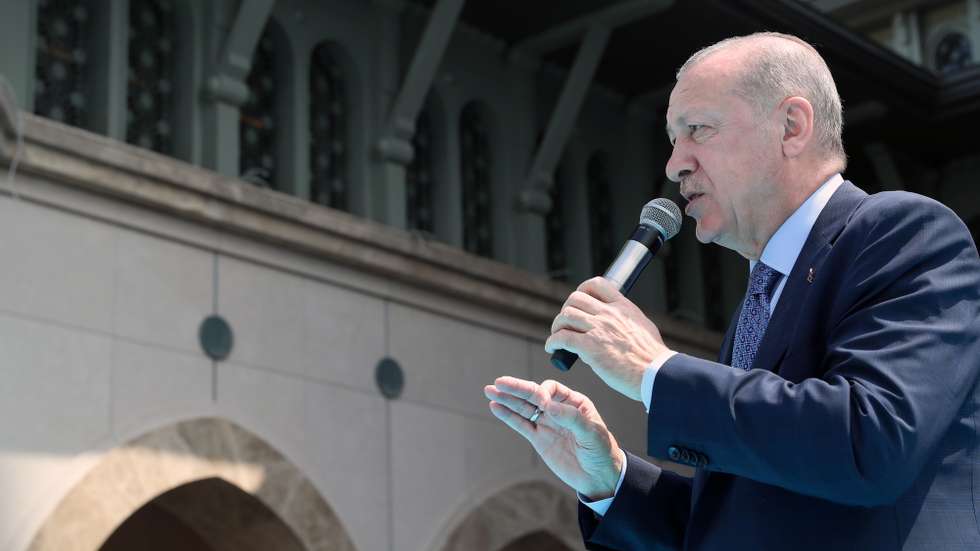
[{"x1": 750, "y1": 173, "x2": 844, "y2": 276}]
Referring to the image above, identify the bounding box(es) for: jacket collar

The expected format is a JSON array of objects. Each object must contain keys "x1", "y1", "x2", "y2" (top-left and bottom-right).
[{"x1": 719, "y1": 181, "x2": 868, "y2": 367}]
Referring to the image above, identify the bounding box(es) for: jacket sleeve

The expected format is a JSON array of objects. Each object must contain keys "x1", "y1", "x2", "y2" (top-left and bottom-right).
[
  {"x1": 579, "y1": 451, "x2": 693, "y2": 550},
  {"x1": 645, "y1": 194, "x2": 980, "y2": 507}
]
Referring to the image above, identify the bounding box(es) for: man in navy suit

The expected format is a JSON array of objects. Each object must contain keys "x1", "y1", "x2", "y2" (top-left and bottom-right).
[{"x1": 485, "y1": 32, "x2": 980, "y2": 549}]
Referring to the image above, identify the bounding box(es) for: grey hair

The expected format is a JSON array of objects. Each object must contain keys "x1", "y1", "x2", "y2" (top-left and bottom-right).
[{"x1": 677, "y1": 32, "x2": 846, "y2": 169}]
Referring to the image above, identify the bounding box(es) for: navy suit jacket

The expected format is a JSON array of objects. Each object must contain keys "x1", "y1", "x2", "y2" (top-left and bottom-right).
[{"x1": 579, "y1": 182, "x2": 980, "y2": 550}]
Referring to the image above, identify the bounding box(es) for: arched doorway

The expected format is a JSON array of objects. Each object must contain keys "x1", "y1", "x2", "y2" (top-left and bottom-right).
[
  {"x1": 28, "y1": 417, "x2": 356, "y2": 551},
  {"x1": 99, "y1": 477, "x2": 306, "y2": 551},
  {"x1": 434, "y1": 480, "x2": 582, "y2": 551}
]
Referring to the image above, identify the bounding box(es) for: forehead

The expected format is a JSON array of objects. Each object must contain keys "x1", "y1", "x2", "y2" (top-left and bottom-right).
[{"x1": 665, "y1": 57, "x2": 746, "y2": 131}]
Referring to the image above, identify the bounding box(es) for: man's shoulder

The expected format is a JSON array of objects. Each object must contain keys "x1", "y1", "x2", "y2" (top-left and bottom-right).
[{"x1": 846, "y1": 188, "x2": 965, "y2": 234}]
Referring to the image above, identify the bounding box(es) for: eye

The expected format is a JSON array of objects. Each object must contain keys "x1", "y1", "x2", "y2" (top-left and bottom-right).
[{"x1": 688, "y1": 124, "x2": 712, "y2": 142}]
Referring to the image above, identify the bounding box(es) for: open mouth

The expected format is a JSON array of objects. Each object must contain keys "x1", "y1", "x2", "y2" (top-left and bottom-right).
[{"x1": 685, "y1": 192, "x2": 704, "y2": 214}]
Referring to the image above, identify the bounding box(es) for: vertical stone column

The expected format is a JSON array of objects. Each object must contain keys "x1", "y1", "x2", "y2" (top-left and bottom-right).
[
  {"x1": 372, "y1": 0, "x2": 407, "y2": 227},
  {"x1": 508, "y1": 51, "x2": 545, "y2": 273},
  {"x1": 88, "y1": 0, "x2": 129, "y2": 140},
  {"x1": 438, "y1": 83, "x2": 464, "y2": 248},
  {"x1": 891, "y1": 11, "x2": 923, "y2": 65},
  {"x1": 562, "y1": 140, "x2": 595, "y2": 284},
  {"x1": 515, "y1": 26, "x2": 609, "y2": 275},
  {"x1": 374, "y1": 0, "x2": 464, "y2": 229},
  {"x1": 200, "y1": 0, "x2": 275, "y2": 179},
  {"x1": 967, "y1": 0, "x2": 980, "y2": 63},
  {"x1": 0, "y1": 0, "x2": 37, "y2": 113}
]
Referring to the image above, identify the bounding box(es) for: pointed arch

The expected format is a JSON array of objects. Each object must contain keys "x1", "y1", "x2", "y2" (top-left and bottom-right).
[
  {"x1": 28, "y1": 417, "x2": 356, "y2": 551},
  {"x1": 429, "y1": 479, "x2": 581, "y2": 551}
]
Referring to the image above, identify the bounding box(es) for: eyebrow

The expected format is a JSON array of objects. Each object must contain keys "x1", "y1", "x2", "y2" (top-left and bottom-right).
[{"x1": 665, "y1": 114, "x2": 687, "y2": 139}]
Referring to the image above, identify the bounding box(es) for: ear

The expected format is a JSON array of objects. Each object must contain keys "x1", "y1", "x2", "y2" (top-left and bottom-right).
[{"x1": 779, "y1": 96, "x2": 814, "y2": 158}]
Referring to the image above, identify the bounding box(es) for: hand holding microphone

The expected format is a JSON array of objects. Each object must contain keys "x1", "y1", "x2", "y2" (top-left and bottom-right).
[{"x1": 549, "y1": 198, "x2": 682, "y2": 373}]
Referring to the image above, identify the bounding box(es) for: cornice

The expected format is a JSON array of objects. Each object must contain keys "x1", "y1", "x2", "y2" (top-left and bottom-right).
[{"x1": 0, "y1": 110, "x2": 723, "y2": 355}]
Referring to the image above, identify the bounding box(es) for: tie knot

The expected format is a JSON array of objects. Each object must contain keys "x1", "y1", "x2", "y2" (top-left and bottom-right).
[{"x1": 748, "y1": 262, "x2": 781, "y2": 298}]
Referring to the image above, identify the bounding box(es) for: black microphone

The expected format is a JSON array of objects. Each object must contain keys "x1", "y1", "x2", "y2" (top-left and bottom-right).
[{"x1": 551, "y1": 198, "x2": 683, "y2": 371}]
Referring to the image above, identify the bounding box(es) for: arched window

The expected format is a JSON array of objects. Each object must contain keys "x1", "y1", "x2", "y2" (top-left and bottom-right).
[
  {"x1": 240, "y1": 20, "x2": 282, "y2": 190},
  {"x1": 459, "y1": 102, "x2": 493, "y2": 257},
  {"x1": 407, "y1": 107, "x2": 434, "y2": 232},
  {"x1": 546, "y1": 167, "x2": 567, "y2": 281},
  {"x1": 587, "y1": 152, "x2": 615, "y2": 275},
  {"x1": 309, "y1": 43, "x2": 349, "y2": 210},
  {"x1": 934, "y1": 31, "x2": 973, "y2": 74},
  {"x1": 34, "y1": 0, "x2": 95, "y2": 128},
  {"x1": 126, "y1": 0, "x2": 177, "y2": 155}
]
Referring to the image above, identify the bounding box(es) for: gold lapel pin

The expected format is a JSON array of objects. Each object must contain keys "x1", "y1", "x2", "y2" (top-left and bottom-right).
[{"x1": 807, "y1": 267, "x2": 815, "y2": 283}]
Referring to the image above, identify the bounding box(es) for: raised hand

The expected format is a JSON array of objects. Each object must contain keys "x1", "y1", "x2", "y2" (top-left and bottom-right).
[{"x1": 484, "y1": 376, "x2": 624, "y2": 501}]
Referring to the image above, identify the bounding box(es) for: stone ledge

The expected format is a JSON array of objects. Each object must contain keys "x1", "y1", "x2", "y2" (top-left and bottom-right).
[{"x1": 0, "y1": 110, "x2": 723, "y2": 356}]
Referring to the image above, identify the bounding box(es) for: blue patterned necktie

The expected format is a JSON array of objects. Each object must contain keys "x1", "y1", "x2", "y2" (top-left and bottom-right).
[{"x1": 731, "y1": 262, "x2": 782, "y2": 371}]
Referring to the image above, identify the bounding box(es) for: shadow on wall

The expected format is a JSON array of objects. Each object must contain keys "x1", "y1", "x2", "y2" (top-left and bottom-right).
[{"x1": 99, "y1": 477, "x2": 307, "y2": 551}]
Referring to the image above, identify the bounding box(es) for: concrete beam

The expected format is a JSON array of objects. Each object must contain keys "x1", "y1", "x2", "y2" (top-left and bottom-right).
[
  {"x1": 378, "y1": 0, "x2": 465, "y2": 164},
  {"x1": 514, "y1": 0, "x2": 674, "y2": 55},
  {"x1": 519, "y1": 25, "x2": 610, "y2": 213}
]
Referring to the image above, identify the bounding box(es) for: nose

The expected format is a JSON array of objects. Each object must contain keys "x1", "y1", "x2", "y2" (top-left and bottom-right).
[{"x1": 665, "y1": 141, "x2": 697, "y2": 183}]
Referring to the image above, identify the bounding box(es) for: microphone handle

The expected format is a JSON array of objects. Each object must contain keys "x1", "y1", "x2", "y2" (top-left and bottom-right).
[{"x1": 550, "y1": 231, "x2": 665, "y2": 372}]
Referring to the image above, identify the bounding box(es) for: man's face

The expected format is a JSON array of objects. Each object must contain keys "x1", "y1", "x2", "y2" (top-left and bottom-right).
[{"x1": 664, "y1": 58, "x2": 780, "y2": 254}]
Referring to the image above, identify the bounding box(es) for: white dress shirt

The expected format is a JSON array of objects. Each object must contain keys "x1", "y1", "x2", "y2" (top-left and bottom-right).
[{"x1": 582, "y1": 173, "x2": 845, "y2": 516}]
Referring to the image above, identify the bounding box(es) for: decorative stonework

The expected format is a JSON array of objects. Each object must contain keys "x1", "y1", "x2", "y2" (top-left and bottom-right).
[
  {"x1": 434, "y1": 480, "x2": 583, "y2": 551},
  {"x1": 28, "y1": 417, "x2": 356, "y2": 551}
]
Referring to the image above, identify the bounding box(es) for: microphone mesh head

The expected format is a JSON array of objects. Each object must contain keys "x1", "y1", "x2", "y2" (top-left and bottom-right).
[{"x1": 640, "y1": 198, "x2": 682, "y2": 240}]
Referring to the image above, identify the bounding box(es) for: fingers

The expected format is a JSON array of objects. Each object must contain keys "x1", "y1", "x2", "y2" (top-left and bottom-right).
[
  {"x1": 484, "y1": 384, "x2": 541, "y2": 420},
  {"x1": 488, "y1": 401, "x2": 537, "y2": 440},
  {"x1": 491, "y1": 376, "x2": 550, "y2": 406},
  {"x1": 539, "y1": 379, "x2": 582, "y2": 407},
  {"x1": 564, "y1": 290, "x2": 607, "y2": 315},
  {"x1": 550, "y1": 305, "x2": 593, "y2": 335},
  {"x1": 544, "y1": 328, "x2": 585, "y2": 355},
  {"x1": 578, "y1": 277, "x2": 623, "y2": 304}
]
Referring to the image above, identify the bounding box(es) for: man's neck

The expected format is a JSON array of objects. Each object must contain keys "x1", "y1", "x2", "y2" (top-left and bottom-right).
[{"x1": 738, "y1": 167, "x2": 838, "y2": 260}]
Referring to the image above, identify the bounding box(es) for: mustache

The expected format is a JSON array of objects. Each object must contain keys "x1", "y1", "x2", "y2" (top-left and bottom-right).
[{"x1": 679, "y1": 178, "x2": 705, "y2": 200}]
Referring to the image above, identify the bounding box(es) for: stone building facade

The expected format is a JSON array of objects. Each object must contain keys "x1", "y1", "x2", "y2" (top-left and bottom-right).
[{"x1": 0, "y1": 0, "x2": 978, "y2": 550}]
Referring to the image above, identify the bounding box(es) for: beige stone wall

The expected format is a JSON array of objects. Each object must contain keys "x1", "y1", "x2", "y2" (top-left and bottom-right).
[{"x1": 0, "y1": 93, "x2": 718, "y2": 550}]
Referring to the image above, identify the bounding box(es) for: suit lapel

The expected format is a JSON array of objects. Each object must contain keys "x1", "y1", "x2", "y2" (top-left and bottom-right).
[
  {"x1": 750, "y1": 181, "x2": 867, "y2": 374},
  {"x1": 689, "y1": 182, "x2": 868, "y2": 519}
]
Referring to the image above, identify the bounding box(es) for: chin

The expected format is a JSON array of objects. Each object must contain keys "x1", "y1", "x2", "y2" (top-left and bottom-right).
[{"x1": 694, "y1": 224, "x2": 718, "y2": 245}]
